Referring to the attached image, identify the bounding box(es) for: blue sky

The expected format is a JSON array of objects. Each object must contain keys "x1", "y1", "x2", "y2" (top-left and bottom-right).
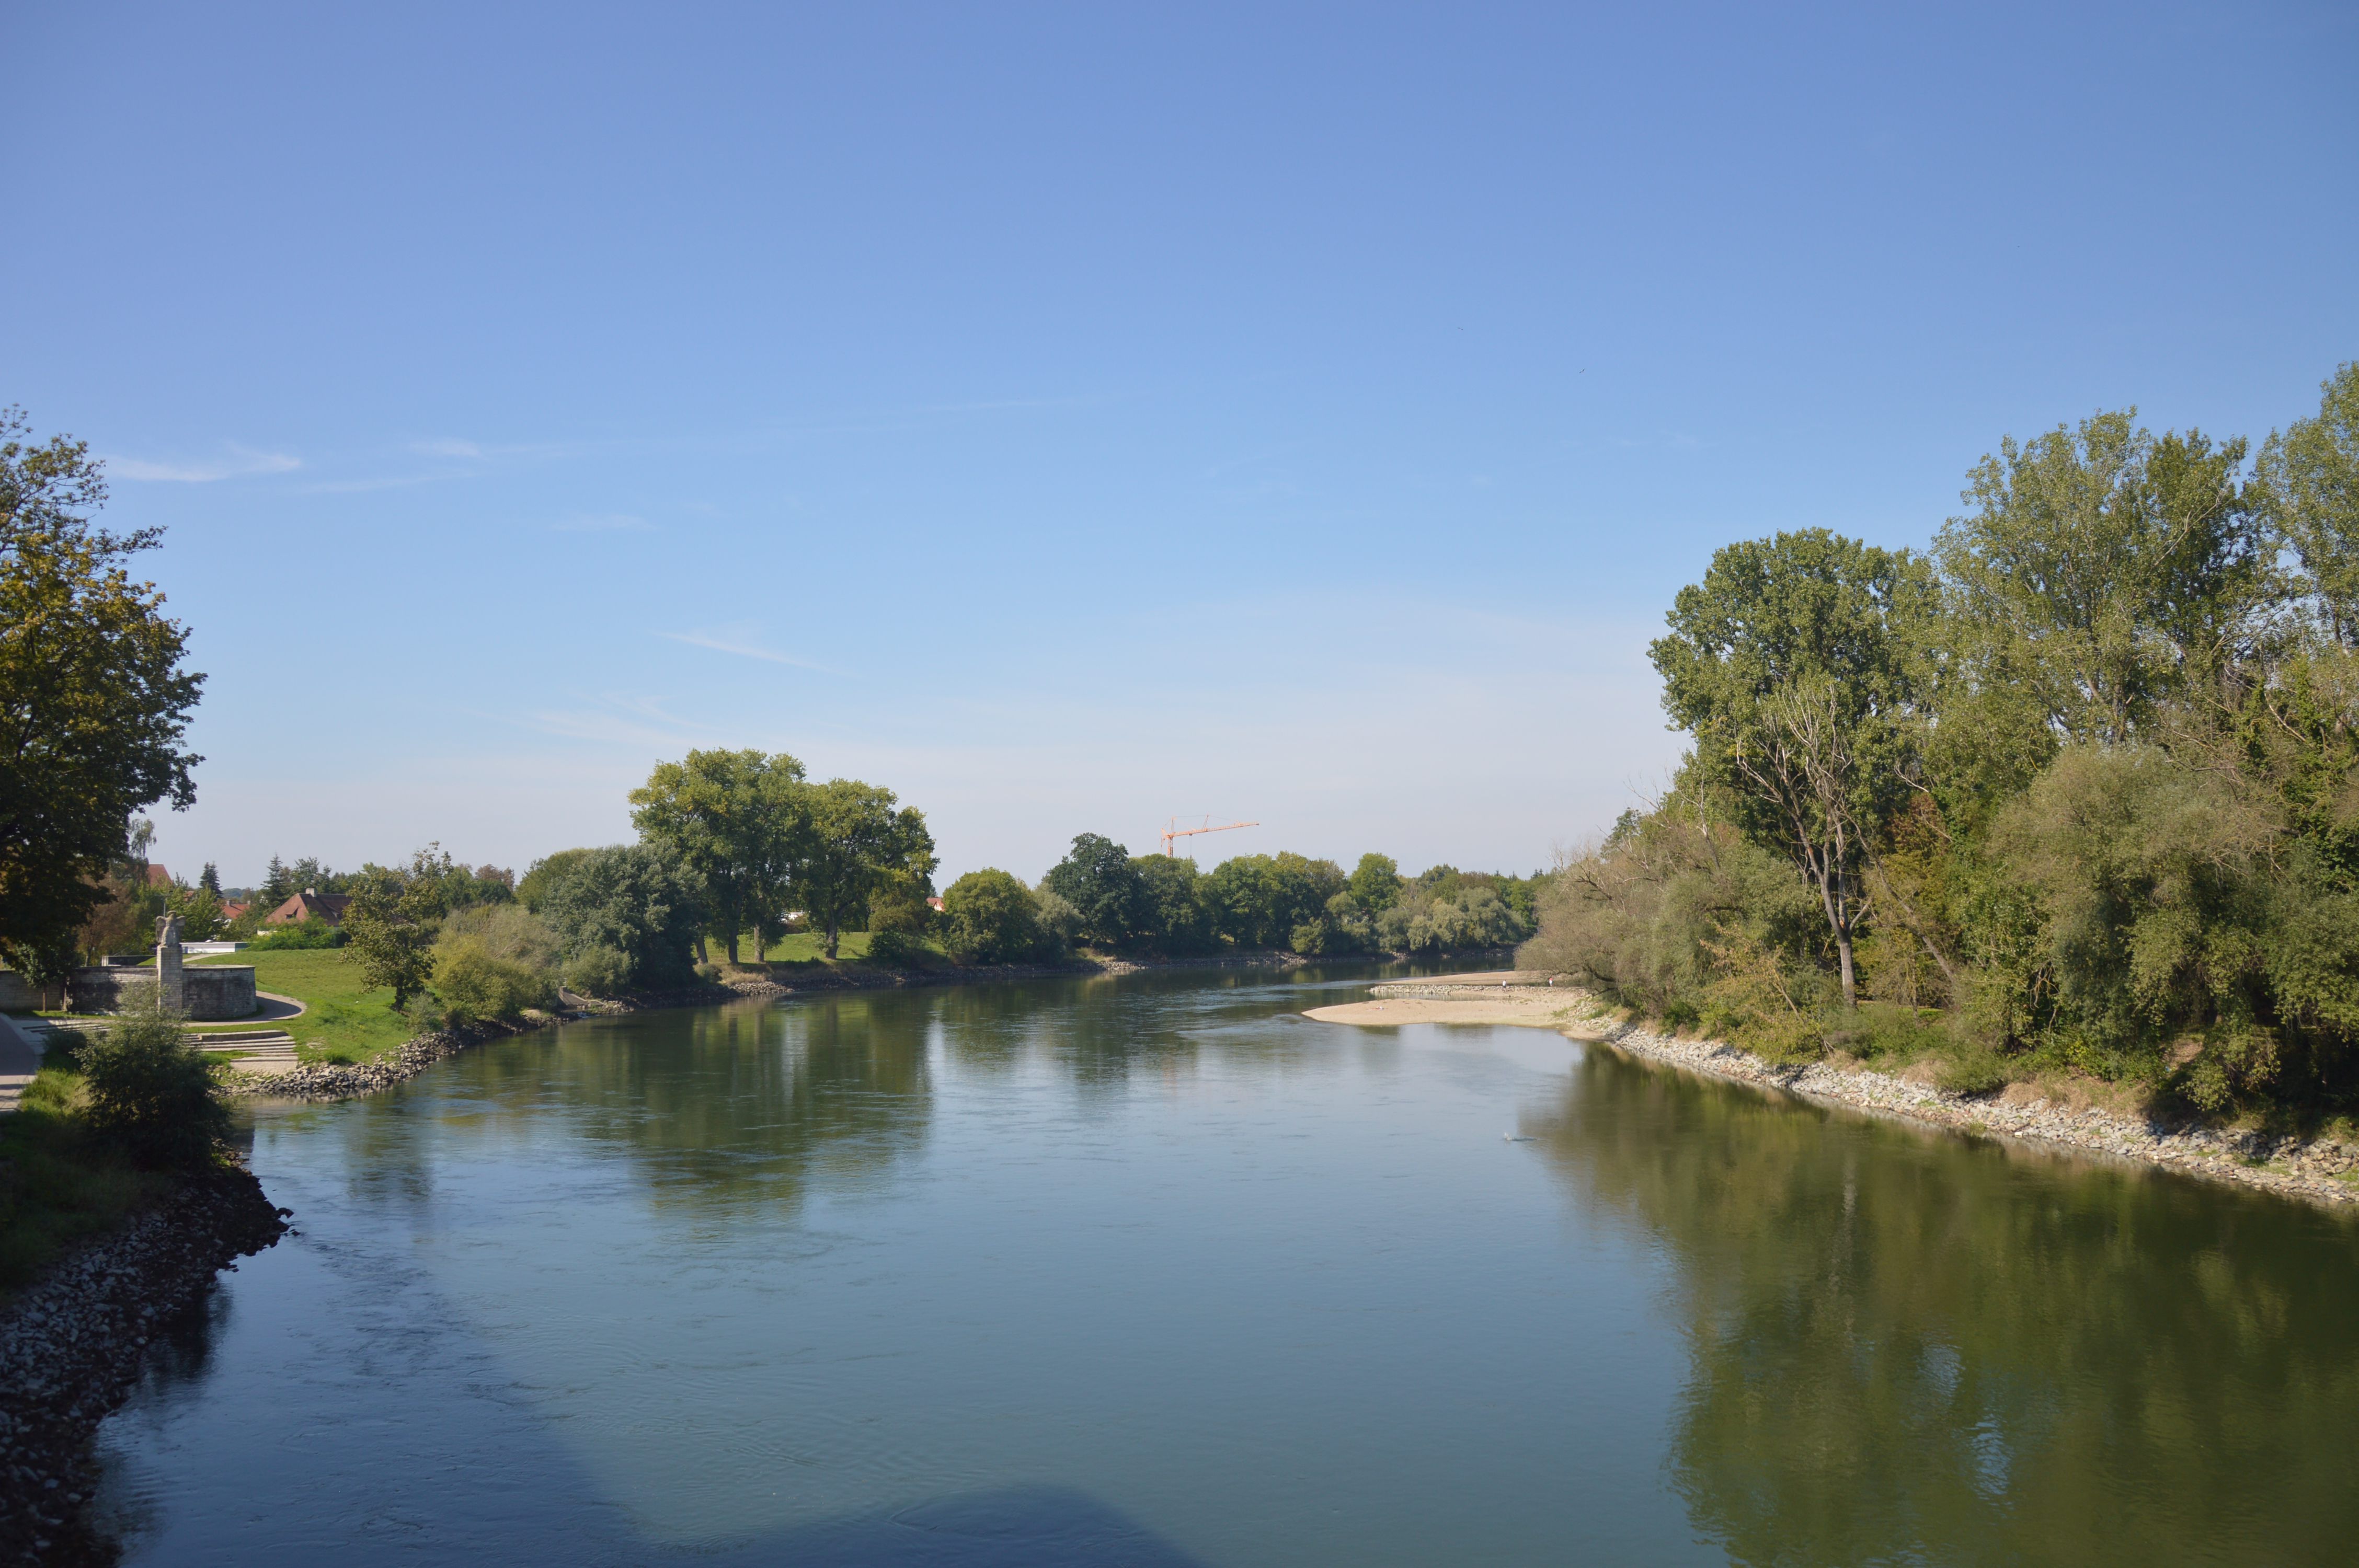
[{"x1": 5, "y1": 2, "x2": 2354, "y2": 887}]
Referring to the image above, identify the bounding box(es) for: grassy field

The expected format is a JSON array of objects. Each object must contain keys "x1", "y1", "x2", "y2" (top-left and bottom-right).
[
  {"x1": 752, "y1": 930, "x2": 955, "y2": 972},
  {"x1": 0, "y1": 1062, "x2": 165, "y2": 1296},
  {"x1": 192, "y1": 949, "x2": 419, "y2": 1064}
]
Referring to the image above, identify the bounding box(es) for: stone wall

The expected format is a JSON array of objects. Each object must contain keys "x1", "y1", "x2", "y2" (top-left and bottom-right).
[
  {"x1": 0, "y1": 970, "x2": 53, "y2": 1011},
  {"x1": 64, "y1": 965, "x2": 256, "y2": 1021}
]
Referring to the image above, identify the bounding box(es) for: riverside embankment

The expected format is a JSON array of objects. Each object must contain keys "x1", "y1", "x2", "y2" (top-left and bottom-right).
[
  {"x1": 233, "y1": 949, "x2": 1485, "y2": 1104},
  {"x1": 1308, "y1": 976, "x2": 2359, "y2": 1209},
  {"x1": 0, "y1": 1166, "x2": 285, "y2": 1564}
]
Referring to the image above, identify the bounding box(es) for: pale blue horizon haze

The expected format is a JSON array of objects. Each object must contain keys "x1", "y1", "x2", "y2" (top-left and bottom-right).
[{"x1": 4, "y1": 2, "x2": 2355, "y2": 889}]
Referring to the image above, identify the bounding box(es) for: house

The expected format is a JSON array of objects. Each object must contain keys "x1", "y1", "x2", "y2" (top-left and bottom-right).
[
  {"x1": 221, "y1": 901, "x2": 251, "y2": 923},
  {"x1": 265, "y1": 890, "x2": 353, "y2": 926},
  {"x1": 144, "y1": 864, "x2": 174, "y2": 887}
]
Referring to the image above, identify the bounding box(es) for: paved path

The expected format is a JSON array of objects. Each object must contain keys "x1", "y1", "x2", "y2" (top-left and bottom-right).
[{"x1": 0, "y1": 1012, "x2": 44, "y2": 1112}]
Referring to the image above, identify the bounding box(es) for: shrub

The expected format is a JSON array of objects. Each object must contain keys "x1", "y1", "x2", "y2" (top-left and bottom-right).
[
  {"x1": 75, "y1": 998, "x2": 228, "y2": 1170},
  {"x1": 247, "y1": 916, "x2": 345, "y2": 950},
  {"x1": 564, "y1": 943, "x2": 630, "y2": 998},
  {"x1": 429, "y1": 904, "x2": 559, "y2": 1023},
  {"x1": 866, "y1": 929, "x2": 927, "y2": 966}
]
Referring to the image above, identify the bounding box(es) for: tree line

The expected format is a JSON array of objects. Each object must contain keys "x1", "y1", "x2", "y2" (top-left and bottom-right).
[
  {"x1": 1524, "y1": 361, "x2": 2359, "y2": 1119},
  {"x1": 937, "y1": 836, "x2": 1544, "y2": 964}
]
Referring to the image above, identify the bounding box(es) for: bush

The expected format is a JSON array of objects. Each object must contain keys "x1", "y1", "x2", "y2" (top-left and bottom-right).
[
  {"x1": 247, "y1": 916, "x2": 345, "y2": 950},
  {"x1": 430, "y1": 904, "x2": 559, "y2": 1023},
  {"x1": 75, "y1": 998, "x2": 228, "y2": 1170},
  {"x1": 866, "y1": 929, "x2": 927, "y2": 966},
  {"x1": 563, "y1": 943, "x2": 630, "y2": 998}
]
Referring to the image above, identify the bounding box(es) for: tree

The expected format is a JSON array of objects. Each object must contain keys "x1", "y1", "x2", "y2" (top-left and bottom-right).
[
  {"x1": 1132, "y1": 854, "x2": 1214, "y2": 952},
  {"x1": 2258, "y1": 362, "x2": 2359, "y2": 644},
  {"x1": 940, "y1": 868, "x2": 1049, "y2": 963},
  {"x1": 1651, "y1": 529, "x2": 1931, "y2": 1007},
  {"x1": 198, "y1": 861, "x2": 221, "y2": 895},
  {"x1": 533, "y1": 843, "x2": 704, "y2": 992},
  {"x1": 629, "y1": 748, "x2": 808, "y2": 964},
  {"x1": 1041, "y1": 833, "x2": 1146, "y2": 948},
  {"x1": 793, "y1": 780, "x2": 935, "y2": 959},
  {"x1": 1935, "y1": 412, "x2": 2271, "y2": 744},
  {"x1": 1347, "y1": 853, "x2": 1402, "y2": 915},
  {"x1": 341, "y1": 845, "x2": 461, "y2": 1009},
  {"x1": 0, "y1": 410, "x2": 203, "y2": 973}
]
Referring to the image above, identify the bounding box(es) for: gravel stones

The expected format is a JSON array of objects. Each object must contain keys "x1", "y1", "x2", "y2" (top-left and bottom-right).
[{"x1": 0, "y1": 1167, "x2": 287, "y2": 1563}]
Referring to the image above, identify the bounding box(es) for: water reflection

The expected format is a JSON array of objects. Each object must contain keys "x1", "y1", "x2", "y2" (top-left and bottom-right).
[{"x1": 1529, "y1": 1044, "x2": 2359, "y2": 1566}]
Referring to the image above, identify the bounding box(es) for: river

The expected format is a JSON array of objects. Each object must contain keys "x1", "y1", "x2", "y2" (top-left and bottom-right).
[{"x1": 89, "y1": 965, "x2": 2359, "y2": 1565}]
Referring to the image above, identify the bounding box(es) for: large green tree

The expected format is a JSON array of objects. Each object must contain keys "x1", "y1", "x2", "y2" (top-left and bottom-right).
[
  {"x1": 0, "y1": 411, "x2": 203, "y2": 975},
  {"x1": 629, "y1": 748, "x2": 807, "y2": 964},
  {"x1": 1935, "y1": 411, "x2": 2270, "y2": 744},
  {"x1": 1041, "y1": 833, "x2": 1146, "y2": 948},
  {"x1": 1651, "y1": 529, "x2": 1931, "y2": 1006},
  {"x1": 2259, "y1": 362, "x2": 2359, "y2": 644},
  {"x1": 794, "y1": 780, "x2": 935, "y2": 959}
]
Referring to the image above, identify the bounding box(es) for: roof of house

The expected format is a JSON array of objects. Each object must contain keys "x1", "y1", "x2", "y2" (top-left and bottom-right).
[
  {"x1": 265, "y1": 890, "x2": 354, "y2": 925},
  {"x1": 144, "y1": 864, "x2": 173, "y2": 887}
]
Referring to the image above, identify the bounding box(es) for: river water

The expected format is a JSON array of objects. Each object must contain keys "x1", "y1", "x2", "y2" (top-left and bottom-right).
[{"x1": 90, "y1": 966, "x2": 2359, "y2": 1565}]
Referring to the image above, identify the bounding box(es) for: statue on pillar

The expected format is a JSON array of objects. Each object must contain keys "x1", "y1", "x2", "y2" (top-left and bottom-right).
[{"x1": 156, "y1": 912, "x2": 186, "y2": 1012}]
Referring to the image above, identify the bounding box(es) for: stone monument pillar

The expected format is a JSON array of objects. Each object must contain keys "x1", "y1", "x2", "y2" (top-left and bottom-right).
[{"x1": 156, "y1": 913, "x2": 186, "y2": 1012}]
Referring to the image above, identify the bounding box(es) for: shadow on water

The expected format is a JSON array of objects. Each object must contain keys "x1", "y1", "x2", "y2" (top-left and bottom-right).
[
  {"x1": 701, "y1": 1485, "x2": 1209, "y2": 1567},
  {"x1": 1527, "y1": 1043, "x2": 2359, "y2": 1567}
]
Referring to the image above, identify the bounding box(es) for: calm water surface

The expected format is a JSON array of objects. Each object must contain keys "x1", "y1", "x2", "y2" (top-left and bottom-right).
[{"x1": 93, "y1": 967, "x2": 2359, "y2": 1565}]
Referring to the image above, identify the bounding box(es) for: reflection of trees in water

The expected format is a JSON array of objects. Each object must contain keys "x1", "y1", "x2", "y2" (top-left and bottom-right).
[
  {"x1": 1529, "y1": 1048, "x2": 2359, "y2": 1566},
  {"x1": 452, "y1": 996, "x2": 933, "y2": 1216}
]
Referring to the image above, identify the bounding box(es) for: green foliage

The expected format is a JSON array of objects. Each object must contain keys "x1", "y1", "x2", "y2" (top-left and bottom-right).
[
  {"x1": 533, "y1": 843, "x2": 705, "y2": 993},
  {"x1": 340, "y1": 845, "x2": 459, "y2": 1008},
  {"x1": 1375, "y1": 880, "x2": 1531, "y2": 955},
  {"x1": 75, "y1": 996, "x2": 228, "y2": 1170},
  {"x1": 246, "y1": 915, "x2": 345, "y2": 950},
  {"x1": 518, "y1": 847, "x2": 597, "y2": 913},
  {"x1": 1347, "y1": 853, "x2": 1402, "y2": 915},
  {"x1": 430, "y1": 903, "x2": 560, "y2": 1023},
  {"x1": 562, "y1": 942, "x2": 631, "y2": 998},
  {"x1": 1133, "y1": 855, "x2": 1216, "y2": 953},
  {"x1": 795, "y1": 779, "x2": 935, "y2": 960},
  {"x1": 940, "y1": 868, "x2": 1056, "y2": 964},
  {"x1": 1203, "y1": 852, "x2": 1345, "y2": 949},
  {"x1": 1652, "y1": 527, "x2": 1931, "y2": 1005},
  {"x1": 1041, "y1": 833, "x2": 1147, "y2": 947},
  {"x1": 630, "y1": 748, "x2": 807, "y2": 963},
  {"x1": 1531, "y1": 374, "x2": 2359, "y2": 1115},
  {"x1": 0, "y1": 410, "x2": 204, "y2": 973},
  {"x1": 2256, "y1": 361, "x2": 2359, "y2": 644}
]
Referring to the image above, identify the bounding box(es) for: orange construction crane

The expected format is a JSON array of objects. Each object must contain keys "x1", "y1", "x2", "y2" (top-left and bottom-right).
[{"x1": 1160, "y1": 816, "x2": 1259, "y2": 857}]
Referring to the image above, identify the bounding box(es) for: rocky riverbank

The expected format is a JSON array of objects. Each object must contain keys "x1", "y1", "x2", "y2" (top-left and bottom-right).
[
  {"x1": 0, "y1": 1165, "x2": 287, "y2": 1564},
  {"x1": 1355, "y1": 980, "x2": 2359, "y2": 1209}
]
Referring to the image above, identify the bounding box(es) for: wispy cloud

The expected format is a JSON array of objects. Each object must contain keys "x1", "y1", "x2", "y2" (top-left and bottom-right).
[
  {"x1": 523, "y1": 693, "x2": 715, "y2": 747},
  {"x1": 660, "y1": 625, "x2": 831, "y2": 671},
  {"x1": 111, "y1": 445, "x2": 301, "y2": 483},
  {"x1": 552, "y1": 512, "x2": 652, "y2": 533}
]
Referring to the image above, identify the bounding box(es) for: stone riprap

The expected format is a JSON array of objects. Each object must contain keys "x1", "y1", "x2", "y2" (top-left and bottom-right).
[{"x1": 0, "y1": 1167, "x2": 287, "y2": 1563}]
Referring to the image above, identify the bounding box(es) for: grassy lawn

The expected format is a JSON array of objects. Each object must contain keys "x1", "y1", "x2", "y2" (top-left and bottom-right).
[
  {"x1": 0, "y1": 1062, "x2": 166, "y2": 1297},
  {"x1": 192, "y1": 949, "x2": 420, "y2": 1064},
  {"x1": 751, "y1": 930, "x2": 955, "y2": 973}
]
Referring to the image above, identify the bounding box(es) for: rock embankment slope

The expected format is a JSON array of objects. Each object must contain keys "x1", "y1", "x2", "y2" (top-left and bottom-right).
[
  {"x1": 0, "y1": 1167, "x2": 287, "y2": 1563},
  {"x1": 1308, "y1": 979, "x2": 2359, "y2": 1210}
]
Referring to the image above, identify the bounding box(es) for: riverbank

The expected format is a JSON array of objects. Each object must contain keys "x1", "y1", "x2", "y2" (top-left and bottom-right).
[
  {"x1": 1308, "y1": 978, "x2": 2359, "y2": 1210},
  {"x1": 232, "y1": 948, "x2": 1474, "y2": 1104},
  {"x1": 0, "y1": 1163, "x2": 286, "y2": 1563}
]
